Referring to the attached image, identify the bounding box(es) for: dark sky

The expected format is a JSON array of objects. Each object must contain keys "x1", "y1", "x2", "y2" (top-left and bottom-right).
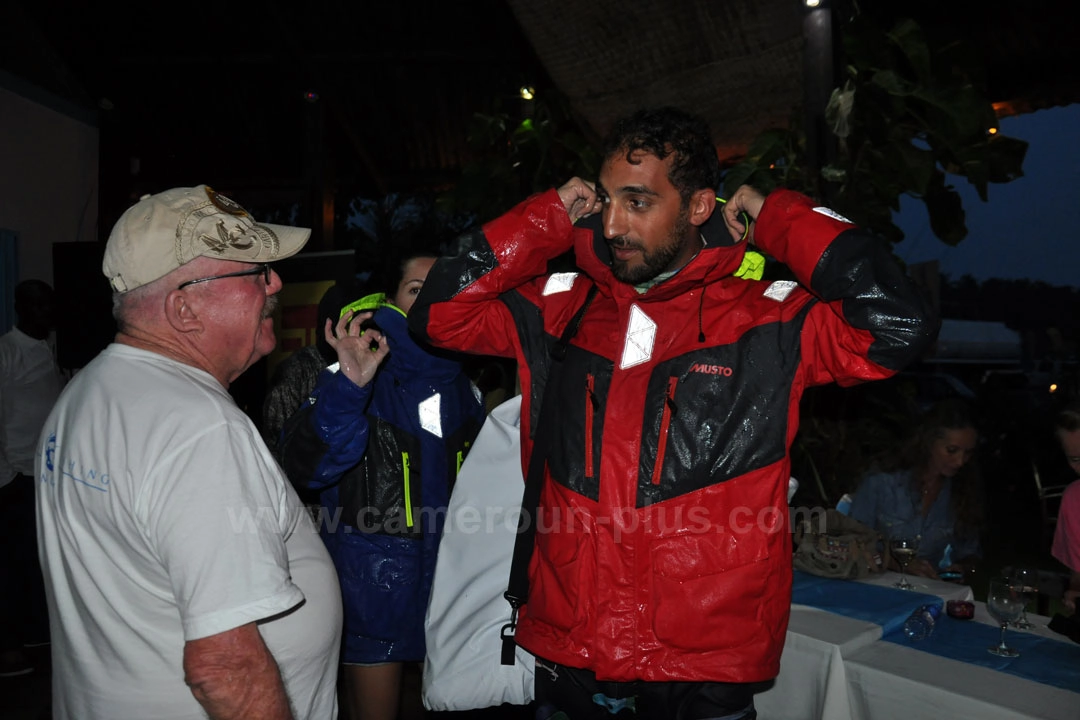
[{"x1": 894, "y1": 104, "x2": 1080, "y2": 289}]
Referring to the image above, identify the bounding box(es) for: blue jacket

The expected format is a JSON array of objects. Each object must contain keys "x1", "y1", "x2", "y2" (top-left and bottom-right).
[{"x1": 280, "y1": 305, "x2": 484, "y2": 663}]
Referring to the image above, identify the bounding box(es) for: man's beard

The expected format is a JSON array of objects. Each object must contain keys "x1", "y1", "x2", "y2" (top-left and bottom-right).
[
  {"x1": 261, "y1": 293, "x2": 279, "y2": 319},
  {"x1": 608, "y1": 207, "x2": 693, "y2": 285}
]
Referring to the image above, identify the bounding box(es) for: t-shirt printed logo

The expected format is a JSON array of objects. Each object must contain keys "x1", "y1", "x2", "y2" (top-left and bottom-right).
[{"x1": 42, "y1": 433, "x2": 110, "y2": 493}]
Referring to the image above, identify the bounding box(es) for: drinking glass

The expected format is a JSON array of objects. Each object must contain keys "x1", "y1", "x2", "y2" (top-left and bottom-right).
[
  {"x1": 987, "y1": 577, "x2": 1025, "y2": 657},
  {"x1": 889, "y1": 536, "x2": 919, "y2": 590},
  {"x1": 1008, "y1": 567, "x2": 1039, "y2": 630}
]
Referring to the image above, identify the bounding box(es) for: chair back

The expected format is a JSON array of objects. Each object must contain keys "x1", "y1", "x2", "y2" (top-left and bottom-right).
[{"x1": 1033, "y1": 459, "x2": 1069, "y2": 550}]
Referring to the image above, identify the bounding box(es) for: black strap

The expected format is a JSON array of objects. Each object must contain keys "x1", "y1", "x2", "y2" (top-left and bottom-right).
[{"x1": 501, "y1": 283, "x2": 597, "y2": 665}]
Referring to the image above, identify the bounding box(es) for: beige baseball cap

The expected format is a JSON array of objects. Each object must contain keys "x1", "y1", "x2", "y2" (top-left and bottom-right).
[{"x1": 103, "y1": 184, "x2": 311, "y2": 292}]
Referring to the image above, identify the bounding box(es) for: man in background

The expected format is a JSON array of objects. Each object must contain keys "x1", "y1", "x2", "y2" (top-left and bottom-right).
[
  {"x1": 0, "y1": 279, "x2": 62, "y2": 677},
  {"x1": 36, "y1": 185, "x2": 342, "y2": 719}
]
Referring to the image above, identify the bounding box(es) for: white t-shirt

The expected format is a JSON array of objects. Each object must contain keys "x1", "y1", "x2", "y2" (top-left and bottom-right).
[
  {"x1": 0, "y1": 327, "x2": 62, "y2": 486},
  {"x1": 36, "y1": 344, "x2": 342, "y2": 720}
]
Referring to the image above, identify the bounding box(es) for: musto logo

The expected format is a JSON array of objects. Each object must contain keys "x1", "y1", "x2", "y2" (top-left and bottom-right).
[{"x1": 689, "y1": 363, "x2": 733, "y2": 377}]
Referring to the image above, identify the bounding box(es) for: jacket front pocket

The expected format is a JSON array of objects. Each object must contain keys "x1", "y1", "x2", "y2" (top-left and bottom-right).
[
  {"x1": 649, "y1": 529, "x2": 771, "y2": 651},
  {"x1": 528, "y1": 523, "x2": 589, "y2": 633}
]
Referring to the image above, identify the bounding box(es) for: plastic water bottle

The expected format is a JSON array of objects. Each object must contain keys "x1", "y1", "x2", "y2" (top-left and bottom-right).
[
  {"x1": 938, "y1": 543, "x2": 953, "y2": 571},
  {"x1": 903, "y1": 603, "x2": 942, "y2": 640}
]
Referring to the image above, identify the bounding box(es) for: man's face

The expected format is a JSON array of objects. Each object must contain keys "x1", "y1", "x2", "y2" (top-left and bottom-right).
[
  {"x1": 1060, "y1": 428, "x2": 1080, "y2": 476},
  {"x1": 597, "y1": 150, "x2": 699, "y2": 285},
  {"x1": 179, "y1": 258, "x2": 282, "y2": 384}
]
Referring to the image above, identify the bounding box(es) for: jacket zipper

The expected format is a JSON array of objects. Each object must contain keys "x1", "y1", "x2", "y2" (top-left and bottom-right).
[
  {"x1": 585, "y1": 373, "x2": 596, "y2": 478},
  {"x1": 402, "y1": 451, "x2": 414, "y2": 530},
  {"x1": 651, "y1": 377, "x2": 679, "y2": 485}
]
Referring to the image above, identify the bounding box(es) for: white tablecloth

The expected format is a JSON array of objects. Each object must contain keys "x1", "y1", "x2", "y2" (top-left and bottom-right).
[
  {"x1": 756, "y1": 572, "x2": 970, "y2": 719},
  {"x1": 755, "y1": 605, "x2": 880, "y2": 720},
  {"x1": 755, "y1": 573, "x2": 1078, "y2": 720},
  {"x1": 844, "y1": 611, "x2": 1079, "y2": 720}
]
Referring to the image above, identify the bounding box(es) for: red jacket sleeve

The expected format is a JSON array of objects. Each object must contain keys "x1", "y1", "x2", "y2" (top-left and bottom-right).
[
  {"x1": 754, "y1": 189, "x2": 939, "y2": 385},
  {"x1": 409, "y1": 188, "x2": 578, "y2": 358}
]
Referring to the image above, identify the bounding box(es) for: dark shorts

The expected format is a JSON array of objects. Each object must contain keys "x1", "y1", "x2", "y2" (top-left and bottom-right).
[
  {"x1": 533, "y1": 657, "x2": 757, "y2": 720},
  {"x1": 0, "y1": 474, "x2": 49, "y2": 650}
]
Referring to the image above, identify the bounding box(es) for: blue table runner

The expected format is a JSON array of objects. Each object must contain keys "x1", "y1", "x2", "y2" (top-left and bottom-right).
[
  {"x1": 791, "y1": 571, "x2": 941, "y2": 636},
  {"x1": 792, "y1": 571, "x2": 1080, "y2": 693},
  {"x1": 881, "y1": 611, "x2": 1080, "y2": 693}
]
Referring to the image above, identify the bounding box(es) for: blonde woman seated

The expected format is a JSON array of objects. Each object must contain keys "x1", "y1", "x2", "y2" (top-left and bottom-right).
[{"x1": 850, "y1": 398, "x2": 983, "y2": 581}]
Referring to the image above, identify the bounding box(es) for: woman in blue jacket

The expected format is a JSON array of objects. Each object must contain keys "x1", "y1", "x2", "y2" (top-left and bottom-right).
[
  {"x1": 280, "y1": 250, "x2": 484, "y2": 720},
  {"x1": 849, "y1": 398, "x2": 983, "y2": 581}
]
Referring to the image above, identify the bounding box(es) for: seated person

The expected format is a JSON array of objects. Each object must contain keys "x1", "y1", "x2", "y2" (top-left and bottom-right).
[
  {"x1": 850, "y1": 398, "x2": 982, "y2": 580},
  {"x1": 1052, "y1": 402, "x2": 1080, "y2": 611}
]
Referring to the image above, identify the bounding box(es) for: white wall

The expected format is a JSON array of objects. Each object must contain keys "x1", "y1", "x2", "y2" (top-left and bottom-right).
[{"x1": 0, "y1": 75, "x2": 99, "y2": 286}]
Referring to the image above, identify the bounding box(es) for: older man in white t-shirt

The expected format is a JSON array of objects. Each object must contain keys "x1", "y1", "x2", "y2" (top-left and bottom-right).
[{"x1": 35, "y1": 186, "x2": 342, "y2": 720}]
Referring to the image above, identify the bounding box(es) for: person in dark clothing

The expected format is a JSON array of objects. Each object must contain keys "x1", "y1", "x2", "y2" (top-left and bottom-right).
[{"x1": 279, "y1": 249, "x2": 485, "y2": 720}]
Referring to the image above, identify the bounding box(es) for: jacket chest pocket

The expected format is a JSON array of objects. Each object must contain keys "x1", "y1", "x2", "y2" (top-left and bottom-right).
[
  {"x1": 636, "y1": 342, "x2": 795, "y2": 507},
  {"x1": 545, "y1": 348, "x2": 613, "y2": 502},
  {"x1": 650, "y1": 376, "x2": 679, "y2": 486}
]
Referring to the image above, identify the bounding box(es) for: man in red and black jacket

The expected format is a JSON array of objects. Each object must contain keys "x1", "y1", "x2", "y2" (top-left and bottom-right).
[{"x1": 409, "y1": 107, "x2": 938, "y2": 719}]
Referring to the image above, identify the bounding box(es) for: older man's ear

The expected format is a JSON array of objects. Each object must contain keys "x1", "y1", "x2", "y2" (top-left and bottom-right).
[{"x1": 165, "y1": 290, "x2": 204, "y2": 334}]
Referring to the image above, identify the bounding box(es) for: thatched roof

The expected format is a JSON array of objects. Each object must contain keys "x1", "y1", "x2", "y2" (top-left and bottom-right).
[
  {"x1": 2, "y1": 0, "x2": 1075, "y2": 207},
  {"x1": 507, "y1": 0, "x2": 1079, "y2": 161},
  {"x1": 507, "y1": 0, "x2": 805, "y2": 160}
]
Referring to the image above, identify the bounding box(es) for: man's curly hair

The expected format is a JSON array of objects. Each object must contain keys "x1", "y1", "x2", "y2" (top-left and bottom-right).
[{"x1": 601, "y1": 107, "x2": 721, "y2": 203}]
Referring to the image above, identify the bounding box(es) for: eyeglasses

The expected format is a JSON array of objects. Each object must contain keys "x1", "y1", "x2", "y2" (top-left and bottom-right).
[{"x1": 177, "y1": 263, "x2": 272, "y2": 290}]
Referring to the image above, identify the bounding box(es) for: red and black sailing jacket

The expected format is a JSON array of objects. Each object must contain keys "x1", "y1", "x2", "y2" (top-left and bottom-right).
[{"x1": 409, "y1": 188, "x2": 938, "y2": 683}]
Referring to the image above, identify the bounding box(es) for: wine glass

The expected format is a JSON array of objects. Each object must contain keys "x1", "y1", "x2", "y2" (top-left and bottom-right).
[
  {"x1": 987, "y1": 577, "x2": 1025, "y2": 657},
  {"x1": 889, "y1": 535, "x2": 919, "y2": 590},
  {"x1": 1008, "y1": 567, "x2": 1039, "y2": 630}
]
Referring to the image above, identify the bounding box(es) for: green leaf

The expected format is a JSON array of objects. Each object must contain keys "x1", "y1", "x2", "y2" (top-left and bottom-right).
[
  {"x1": 885, "y1": 18, "x2": 933, "y2": 82},
  {"x1": 924, "y1": 175, "x2": 968, "y2": 245},
  {"x1": 744, "y1": 128, "x2": 794, "y2": 166},
  {"x1": 721, "y1": 163, "x2": 759, "y2": 197},
  {"x1": 871, "y1": 70, "x2": 916, "y2": 97}
]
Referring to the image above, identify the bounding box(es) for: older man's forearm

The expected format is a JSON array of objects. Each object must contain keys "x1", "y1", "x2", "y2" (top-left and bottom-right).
[{"x1": 183, "y1": 622, "x2": 294, "y2": 720}]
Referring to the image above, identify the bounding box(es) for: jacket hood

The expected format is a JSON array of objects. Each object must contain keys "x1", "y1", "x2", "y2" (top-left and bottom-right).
[
  {"x1": 571, "y1": 206, "x2": 749, "y2": 302},
  {"x1": 374, "y1": 305, "x2": 463, "y2": 381}
]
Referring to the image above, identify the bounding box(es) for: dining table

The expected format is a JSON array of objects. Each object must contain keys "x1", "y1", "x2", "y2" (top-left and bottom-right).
[{"x1": 754, "y1": 569, "x2": 1080, "y2": 720}]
